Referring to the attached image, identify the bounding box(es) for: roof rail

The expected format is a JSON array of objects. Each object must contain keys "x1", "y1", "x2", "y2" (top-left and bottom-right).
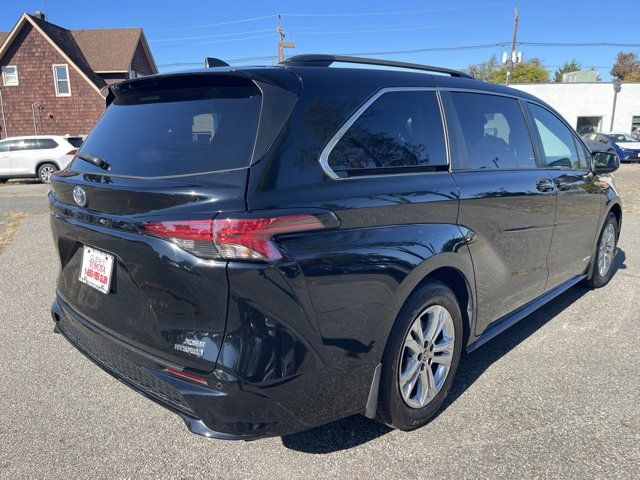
[{"x1": 280, "y1": 54, "x2": 474, "y2": 79}]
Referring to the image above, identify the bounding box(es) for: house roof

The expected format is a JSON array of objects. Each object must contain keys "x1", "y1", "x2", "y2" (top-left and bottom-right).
[
  {"x1": 71, "y1": 28, "x2": 145, "y2": 72},
  {"x1": 0, "y1": 13, "x2": 157, "y2": 96}
]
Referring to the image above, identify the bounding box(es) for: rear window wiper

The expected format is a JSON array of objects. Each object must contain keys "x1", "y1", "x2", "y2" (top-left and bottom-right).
[{"x1": 75, "y1": 152, "x2": 111, "y2": 171}]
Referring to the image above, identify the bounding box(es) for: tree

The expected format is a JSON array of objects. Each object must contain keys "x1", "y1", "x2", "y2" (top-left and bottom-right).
[
  {"x1": 490, "y1": 58, "x2": 549, "y2": 84},
  {"x1": 554, "y1": 60, "x2": 581, "y2": 82},
  {"x1": 464, "y1": 55, "x2": 500, "y2": 81},
  {"x1": 626, "y1": 70, "x2": 640, "y2": 82},
  {"x1": 610, "y1": 51, "x2": 640, "y2": 81}
]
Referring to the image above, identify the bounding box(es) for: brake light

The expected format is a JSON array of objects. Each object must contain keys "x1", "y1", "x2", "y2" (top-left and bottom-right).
[
  {"x1": 144, "y1": 214, "x2": 325, "y2": 261},
  {"x1": 213, "y1": 215, "x2": 324, "y2": 261},
  {"x1": 66, "y1": 149, "x2": 78, "y2": 156}
]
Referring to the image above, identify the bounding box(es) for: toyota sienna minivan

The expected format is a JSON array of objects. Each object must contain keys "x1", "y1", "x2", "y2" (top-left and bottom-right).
[{"x1": 49, "y1": 55, "x2": 622, "y2": 440}]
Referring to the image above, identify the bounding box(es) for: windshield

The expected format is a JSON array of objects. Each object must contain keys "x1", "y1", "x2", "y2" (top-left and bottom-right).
[
  {"x1": 73, "y1": 84, "x2": 262, "y2": 177},
  {"x1": 609, "y1": 134, "x2": 636, "y2": 143}
]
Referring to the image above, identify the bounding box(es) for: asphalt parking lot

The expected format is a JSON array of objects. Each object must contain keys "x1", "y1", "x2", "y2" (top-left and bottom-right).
[{"x1": 1, "y1": 169, "x2": 639, "y2": 479}]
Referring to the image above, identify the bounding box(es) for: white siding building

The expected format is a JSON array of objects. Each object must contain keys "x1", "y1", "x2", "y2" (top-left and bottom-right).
[{"x1": 511, "y1": 82, "x2": 640, "y2": 135}]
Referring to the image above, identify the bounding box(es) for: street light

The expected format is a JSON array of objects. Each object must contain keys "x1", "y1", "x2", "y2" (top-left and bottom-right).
[{"x1": 610, "y1": 79, "x2": 622, "y2": 131}]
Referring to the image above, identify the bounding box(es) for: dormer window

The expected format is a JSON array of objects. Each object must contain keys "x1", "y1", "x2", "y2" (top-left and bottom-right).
[
  {"x1": 53, "y1": 64, "x2": 71, "y2": 96},
  {"x1": 2, "y1": 66, "x2": 18, "y2": 86}
]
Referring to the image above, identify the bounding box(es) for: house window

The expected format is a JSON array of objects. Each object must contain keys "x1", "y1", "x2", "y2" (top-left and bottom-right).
[
  {"x1": 2, "y1": 66, "x2": 18, "y2": 86},
  {"x1": 53, "y1": 64, "x2": 71, "y2": 96}
]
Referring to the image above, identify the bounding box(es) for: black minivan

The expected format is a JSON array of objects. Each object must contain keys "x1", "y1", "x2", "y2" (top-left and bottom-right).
[{"x1": 49, "y1": 55, "x2": 622, "y2": 440}]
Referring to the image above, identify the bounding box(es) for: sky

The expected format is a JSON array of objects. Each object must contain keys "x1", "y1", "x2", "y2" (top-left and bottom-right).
[{"x1": 2, "y1": 0, "x2": 639, "y2": 80}]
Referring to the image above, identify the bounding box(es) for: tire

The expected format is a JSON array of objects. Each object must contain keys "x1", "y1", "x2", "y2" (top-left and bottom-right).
[
  {"x1": 584, "y1": 212, "x2": 618, "y2": 288},
  {"x1": 37, "y1": 163, "x2": 57, "y2": 184},
  {"x1": 377, "y1": 280, "x2": 463, "y2": 431}
]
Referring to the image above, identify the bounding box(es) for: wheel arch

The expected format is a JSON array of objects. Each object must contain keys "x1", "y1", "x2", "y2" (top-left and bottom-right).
[
  {"x1": 35, "y1": 159, "x2": 60, "y2": 175},
  {"x1": 385, "y1": 256, "x2": 476, "y2": 357},
  {"x1": 609, "y1": 202, "x2": 622, "y2": 236}
]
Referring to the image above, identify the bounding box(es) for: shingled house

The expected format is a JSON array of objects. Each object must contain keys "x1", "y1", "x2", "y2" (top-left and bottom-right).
[{"x1": 0, "y1": 12, "x2": 157, "y2": 138}]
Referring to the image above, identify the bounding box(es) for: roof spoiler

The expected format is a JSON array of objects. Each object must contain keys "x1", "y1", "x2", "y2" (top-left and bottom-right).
[{"x1": 102, "y1": 68, "x2": 302, "y2": 107}]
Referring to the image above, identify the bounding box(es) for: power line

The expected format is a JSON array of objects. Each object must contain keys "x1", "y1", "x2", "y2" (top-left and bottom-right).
[
  {"x1": 145, "y1": 1, "x2": 512, "y2": 34},
  {"x1": 523, "y1": 41, "x2": 640, "y2": 48},
  {"x1": 283, "y1": 18, "x2": 508, "y2": 36},
  {"x1": 281, "y1": 2, "x2": 512, "y2": 17},
  {"x1": 150, "y1": 28, "x2": 274, "y2": 43},
  {"x1": 158, "y1": 55, "x2": 277, "y2": 68},
  {"x1": 337, "y1": 41, "x2": 640, "y2": 58},
  {"x1": 155, "y1": 33, "x2": 277, "y2": 49},
  {"x1": 151, "y1": 17, "x2": 509, "y2": 44},
  {"x1": 148, "y1": 14, "x2": 278, "y2": 32}
]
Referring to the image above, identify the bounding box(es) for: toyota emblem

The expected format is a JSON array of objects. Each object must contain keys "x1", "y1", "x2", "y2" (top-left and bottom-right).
[{"x1": 73, "y1": 186, "x2": 87, "y2": 207}]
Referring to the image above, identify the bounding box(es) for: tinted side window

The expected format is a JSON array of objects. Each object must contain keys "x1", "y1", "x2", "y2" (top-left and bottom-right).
[
  {"x1": 529, "y1": 104, "x2": 585, "y2": 169},
  {"x1": 327, "y1": 90, "x2": 447, "y2": 177},
  {"x1": 34, "y1": 138, "x2": 59, "y2": 149},
  {"x1": 9, "y1": 141, "x2": 27, "y2": 151},
  {"x1": 0, "y1": 141, "x2": 9, "y2": 153},
  {"x1": 449, "y1": 92, "x2": 536, "y2": 170}
]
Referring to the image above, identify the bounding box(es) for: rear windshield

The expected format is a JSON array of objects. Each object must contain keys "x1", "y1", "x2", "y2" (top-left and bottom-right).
[{"x1": 74, "y1": 84, "x2": 261, "y2": 177}]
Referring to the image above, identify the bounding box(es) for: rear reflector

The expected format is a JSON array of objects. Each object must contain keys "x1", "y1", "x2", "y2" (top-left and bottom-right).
[
  {"x1": 166, "y1": 367, "x2": 208, "y2": 385},
  {"x1": 144, "y1": 214, "x2": 324, "y2": 261}
]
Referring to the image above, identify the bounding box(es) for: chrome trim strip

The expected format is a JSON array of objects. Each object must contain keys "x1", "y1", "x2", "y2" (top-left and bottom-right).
[
  {"x1": 438, "y1": 86, "x2": 523, "y2": 100},
  {"x1": 318, "y1": 86, "x2": 439, "y2": 181},
  {"x1": 435, "y1": 89, "x2": 451, "y2": 169},
  {"x1": 317, "y1": 85, "x2": 583, "y2": 181}
]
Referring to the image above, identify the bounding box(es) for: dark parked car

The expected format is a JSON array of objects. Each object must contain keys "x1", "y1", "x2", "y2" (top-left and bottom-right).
[
  {"x1": 582, "y1": 132, "x2": 640, "y2": 163},
  {"x1": 49, "y1": 55, "x2": 622, "y2": 440}
]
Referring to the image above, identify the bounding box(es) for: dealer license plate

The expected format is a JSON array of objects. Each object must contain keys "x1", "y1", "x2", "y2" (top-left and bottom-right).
[{"x1": 79, "y1": 246, "x2": 114, "y2": 294}]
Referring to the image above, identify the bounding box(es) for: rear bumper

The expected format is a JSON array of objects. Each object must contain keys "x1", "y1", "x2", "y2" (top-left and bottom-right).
[{"x1": 51, "y1": 295, "x2": 306, "y2": 440}]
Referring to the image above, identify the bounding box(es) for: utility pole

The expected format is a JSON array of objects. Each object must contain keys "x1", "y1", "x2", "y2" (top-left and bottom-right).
[
  {"x1": 505, "y1": 7, "x2": 519, "y2": 86},
  {"x1": 277, "y1": 15, "x2": 295, "y2": 63},
  {"x1": 610, "y1": 79, "x2": 622, "y2": 131},
  {"x1": 0, "y1": 88, "x2": 7, "y2": 139},
  {"x1": 277, "y1": 15, "x2": 285, "y2": 63}
]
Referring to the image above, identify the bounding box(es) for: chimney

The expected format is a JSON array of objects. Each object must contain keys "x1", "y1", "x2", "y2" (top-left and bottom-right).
[{"x1": 33, "y1": 11, "x2": 46, "y2": 21}]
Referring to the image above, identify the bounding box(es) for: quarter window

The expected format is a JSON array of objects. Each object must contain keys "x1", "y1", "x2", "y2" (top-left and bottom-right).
[
  {"x1": 2, "y1": 66, "x2": 18, "y2": 86},
  {"x1": 33, "y1": 138, "x2": 59, "y2": 149},
  {"x1": 528, "y1": 103, "x2": 586, "y2": 170},
  {"x1": 53, "y1": 64, "x2": 71, "y2": 96},
  {"x1": 448, "y1": 92, "x2": 536, "y2": 170},
  {"x1": 327, "y1": 90, "x2": 447, "y2": 177}
]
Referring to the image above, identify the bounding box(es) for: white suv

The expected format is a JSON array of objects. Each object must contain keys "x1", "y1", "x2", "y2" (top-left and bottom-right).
[{"x1": 0, "y1": 135, "x2": 82, "y2": 184}]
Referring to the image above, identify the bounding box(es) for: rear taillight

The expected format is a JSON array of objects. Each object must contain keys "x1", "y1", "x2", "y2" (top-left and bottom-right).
[
  {"x1": 66, "y1": 149, "x2": 78, "y2": 156},
  {"x1": 144, "y1": 214, "x2": 325, "y2": 261}
]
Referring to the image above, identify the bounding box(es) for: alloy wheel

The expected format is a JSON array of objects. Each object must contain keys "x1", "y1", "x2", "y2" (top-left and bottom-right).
[
  {"x1": 597, "y1": 223, "x2": 616, "y2": 277},
  {"x1": 398, "y1": 304, "x2": 455, "y2": 409},
  {"x1": 39, "y1": 165, "x2": 55, "y2": 183}
]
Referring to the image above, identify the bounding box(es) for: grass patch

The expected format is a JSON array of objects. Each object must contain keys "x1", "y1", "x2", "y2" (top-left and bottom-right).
[{"x1": 0, "y1": 212, "x2": 28, "y2": 255}]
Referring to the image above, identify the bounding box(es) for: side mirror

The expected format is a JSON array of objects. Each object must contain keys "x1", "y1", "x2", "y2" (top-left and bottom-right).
[{"x1": 592, "y1": 151, "x2": 620, "y2": 174}]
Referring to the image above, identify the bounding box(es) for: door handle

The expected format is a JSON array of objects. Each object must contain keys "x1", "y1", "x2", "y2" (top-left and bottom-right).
[{"x1": 535, "y1": 178, "x2": 555, "y2": 192}]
